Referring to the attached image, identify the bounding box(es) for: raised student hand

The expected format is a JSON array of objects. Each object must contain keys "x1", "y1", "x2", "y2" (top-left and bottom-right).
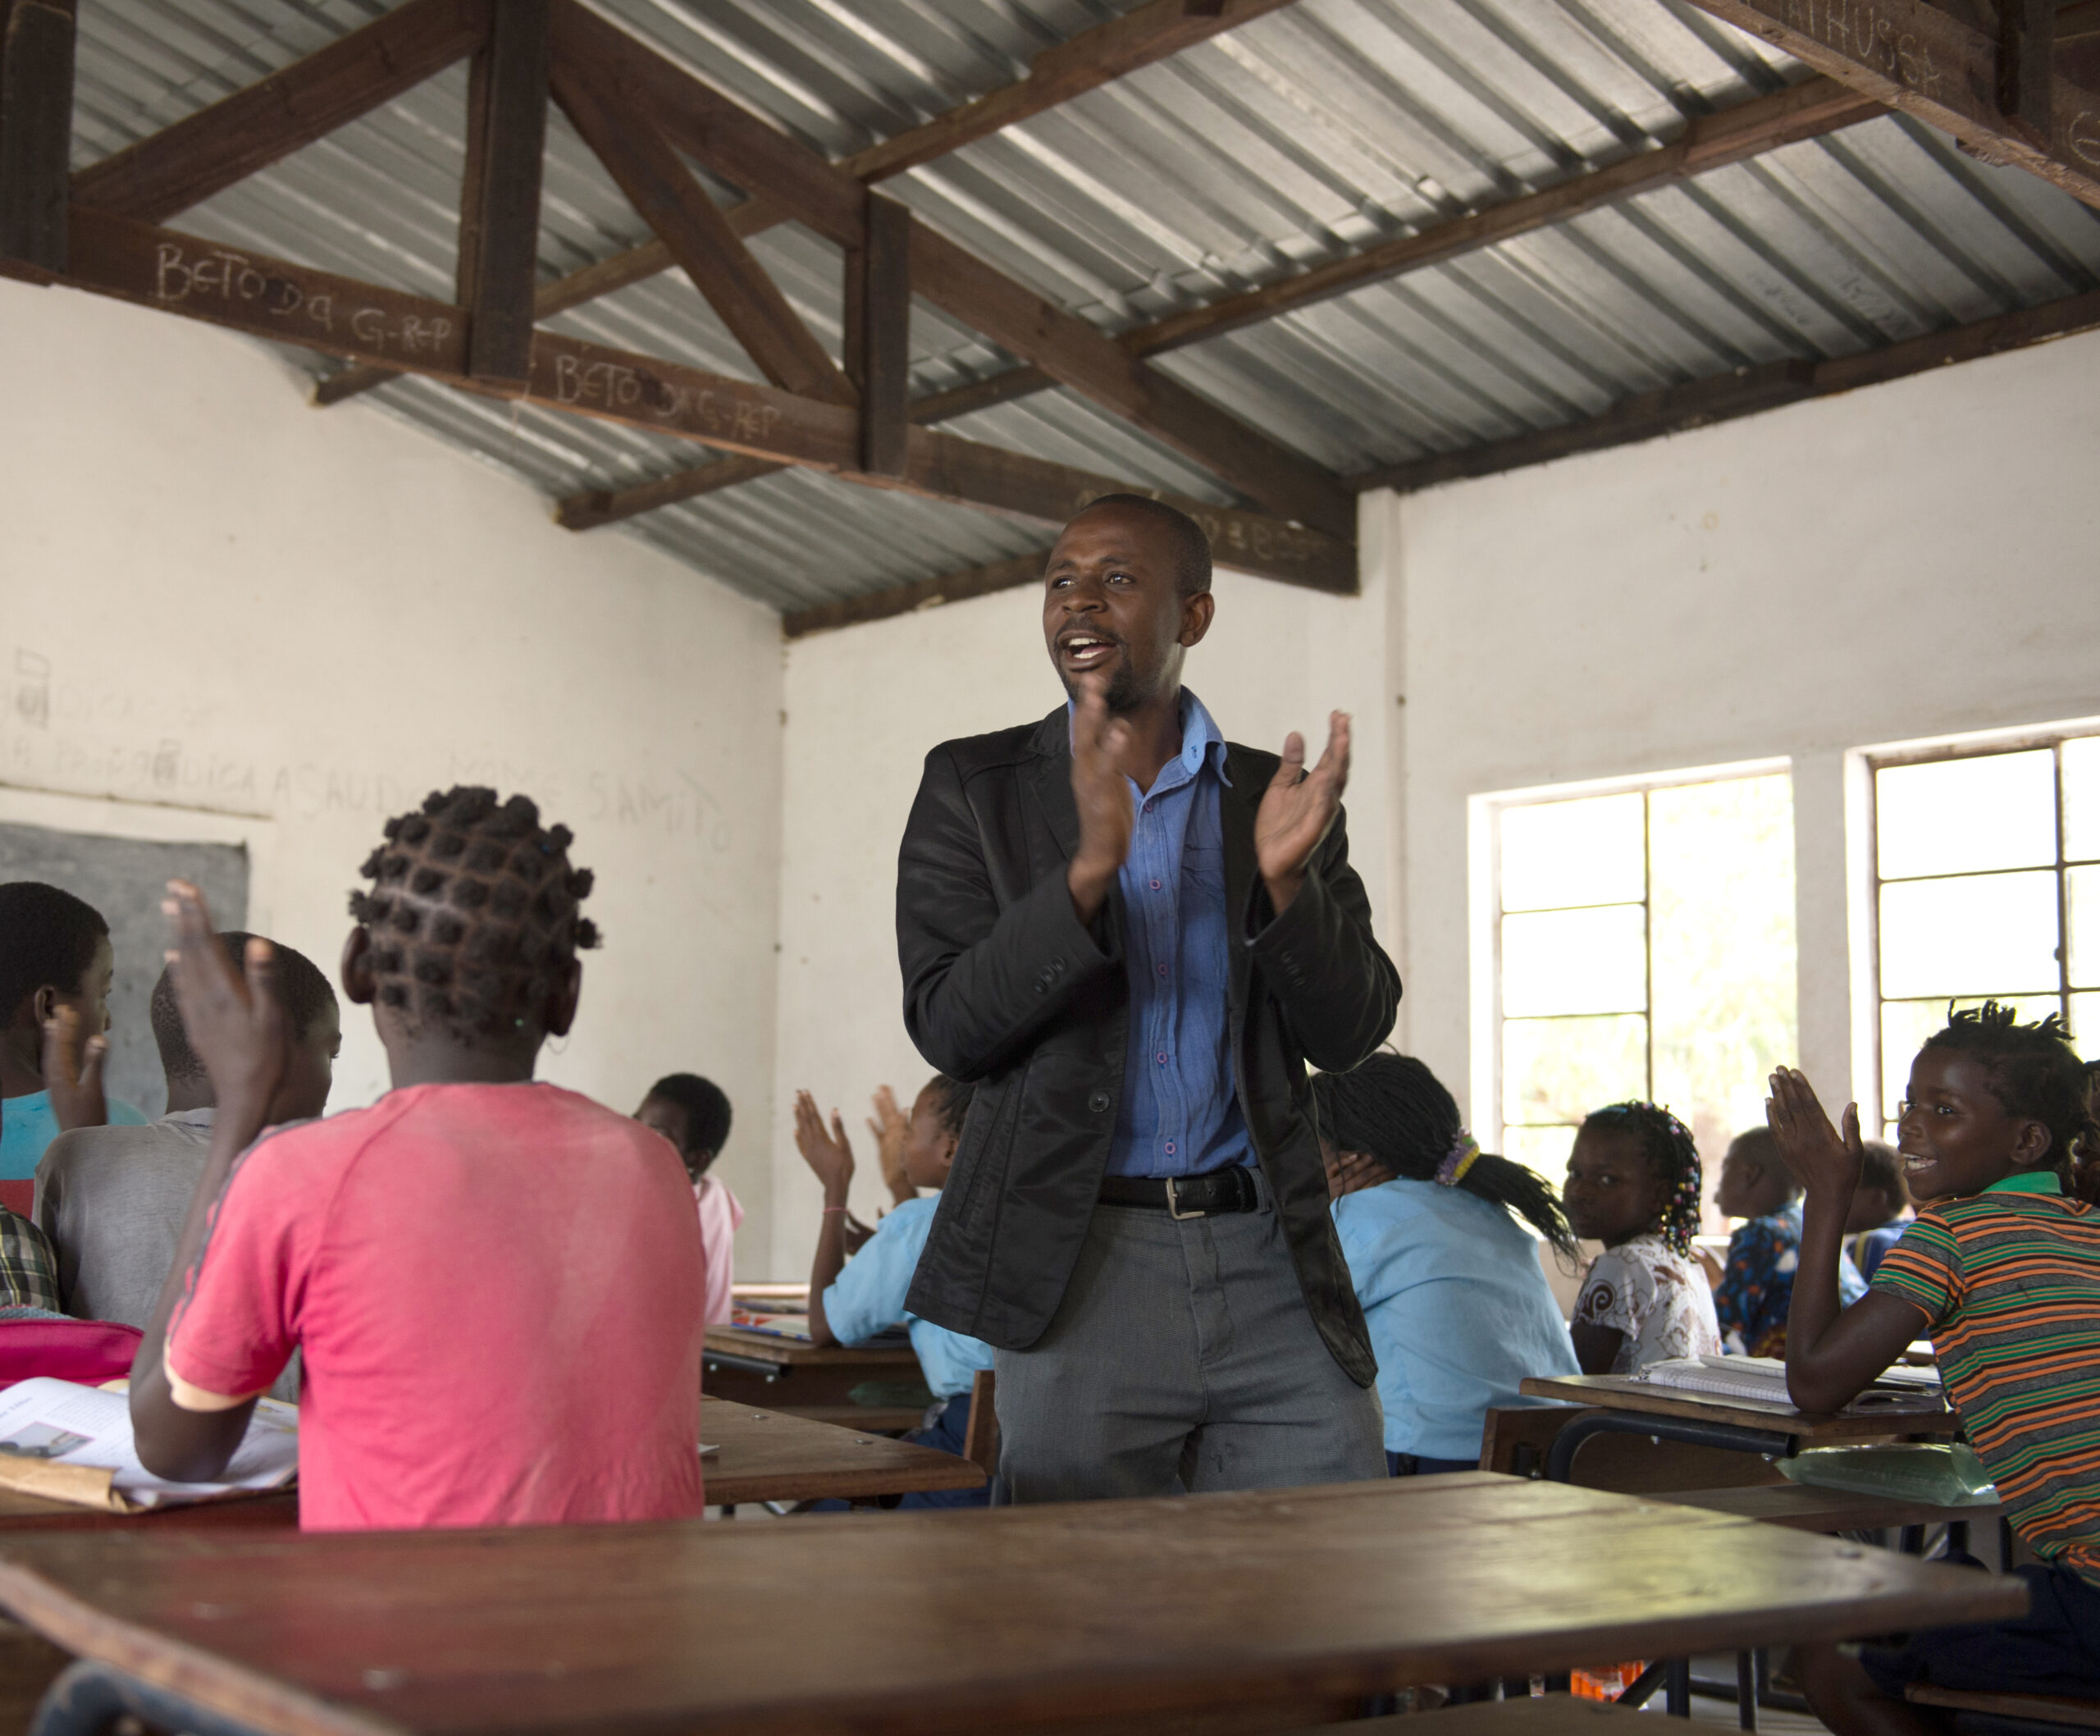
[
  {"x1": 1066, "y1": 678, "x2": 1136, "y2": 922},
  {"x1": 162, "y1": 879, "x2": 290, "y2": 1127},
  {"x1": 868, "y1": 1085, "x2": 914, "y2": 1204},
  {"x1": 1765, "y1": 1067, "x2": 1864, "y2": 1199},
  {"x1": 1254, "y1": 710, "x2": 1350, "y2": 915},
  {"x1": 41, "y1": 1004, "x2": 109, "y2": 1133},
  {"x1": 792, "y1": 1089, "x2": 855, "y2": 1199}
]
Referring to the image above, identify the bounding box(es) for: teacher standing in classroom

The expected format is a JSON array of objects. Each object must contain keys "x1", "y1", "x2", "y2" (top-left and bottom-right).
[{"x1": 895, "y1": 493, "x2": 1397, "y2": 1502}]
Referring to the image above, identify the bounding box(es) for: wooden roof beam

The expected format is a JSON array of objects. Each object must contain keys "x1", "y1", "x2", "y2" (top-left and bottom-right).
[
  {"x1": 1, "y1": 0, "x2": 76, "y2": 278},
  {"x1": 454, "y1": 0, "x2": 547, "y2": 393},
  {"x1": 1682, "y1": 0, "x2": 2100, "y2": 209},
  {"x1": 783, "y1": 551, "x2": 1052, "y2": 639},
  {"x1": 1351, "y1": 289, "x2": 2100, "y2": 496},
  {"x1": 70, "y1": 0, "x2": 489, "y2": 225},
  {"x1": 550, "y1": 57, "x2": 852, "y2": 406},
  {"x1": 547, "y1": 0, "x2": 1354, "y2": 540},
  {"x1": 43, "y1": 207, "x2": 1349, "y2": 594}
]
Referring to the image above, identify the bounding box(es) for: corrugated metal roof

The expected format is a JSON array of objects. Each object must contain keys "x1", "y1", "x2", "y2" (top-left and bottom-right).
[{"x1": 67, "y1": 0, "x2": 2100, "y2": 612}]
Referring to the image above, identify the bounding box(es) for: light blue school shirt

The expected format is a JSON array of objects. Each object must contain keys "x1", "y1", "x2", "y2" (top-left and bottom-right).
[
  {"x1": 823, "y1": 1195, "x2": 995, "y2": 1400},
  {"x1": 1071, "y1": 689, "x2": 1252, "y2": 1180},
  {"x1": 1331, "y1": 1176, "x2": 1581, "y2": 1461},
  {"x1": 1, "y1": 1092, "x2": 148, "y2": 1181}
]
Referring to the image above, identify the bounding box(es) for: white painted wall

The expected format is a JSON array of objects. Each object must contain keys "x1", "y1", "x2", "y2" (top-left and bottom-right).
[
  {"x1": 0, "y1": 279, "x2": 785, "y2": 1263},
  {"x1": 1383, "y1": 328, "x2": 2100, "y2": 1149},
  {"x1": 769, "y1": 525, "x2": 1400, "y2": 1280}
]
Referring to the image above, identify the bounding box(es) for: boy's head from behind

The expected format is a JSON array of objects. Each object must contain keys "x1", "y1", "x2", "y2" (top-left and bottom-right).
[
  {"x1": 0, "y1": 882, "x2": 114, "y2": 1077},
  {"x1": 344, "y1": 788, "x2": 599, "y2": 1081},
  {"x1": 152, "y1": 932, "x2": 340, "y2": 1122},
  {"x1": 1564, "y1": 1101, "x2": 1703, "y2": 1255},
  {"x1": 637, "y1": 1073, "x2": 732, "y2": 1182},
  {"x1": 907, "y1": 1075, "x2": 972, "y2": 1190},
  {"x1": 1715, "y1": 1126, "x2": 1801, "y2": 1221},
  {"x1": 1845, "y1": 1140, "x2": 1910, "y2": 1233},
  {"x1": 1899, "y1": 1002, "x2": 2095, "y2": 1201}
]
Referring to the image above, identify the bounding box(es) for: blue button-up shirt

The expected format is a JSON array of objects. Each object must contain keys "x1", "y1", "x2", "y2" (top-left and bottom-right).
[
  {"x1": 823, "y1": 1196, "x2": 997, "y2": 1400},
  {"x1": 1077, "y1": 689, "x2": 1252, "y2": 1180}
]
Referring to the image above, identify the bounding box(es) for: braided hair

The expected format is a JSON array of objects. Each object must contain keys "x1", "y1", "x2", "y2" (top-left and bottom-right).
[
  {"x1": 925, "y1": 1074, "x2": 975, "y2": 1140},
  {"x1": 1920, "y1": 1002, "x2": 2096, "y2": 1177},
  {"x1": 349, "y1": 788, "x2": 599, "y2": 1045},
  {"x1": 1581, "y1": 1101, "x2": 1703, "y2": 1257},
  {"x1": 1311, "y1": 1054, "x2": 1577, "y2": 1257}
]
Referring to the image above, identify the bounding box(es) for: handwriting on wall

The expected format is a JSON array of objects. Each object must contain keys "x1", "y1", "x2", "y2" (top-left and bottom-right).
[
  {"x1": 547, "y1": 354, "x2": 785, "y2": 450},
  {"x1": 1776, "y1": 0, "x2": 1946, "y2": 96},
  {"x1": 2, "y1": 652, "x2": 736, "y2": 852}
]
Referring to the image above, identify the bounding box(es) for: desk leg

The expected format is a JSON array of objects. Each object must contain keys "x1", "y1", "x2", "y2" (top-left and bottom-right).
[
  {"x1": 1736, "y1": 1651, "x2": 1758, "y2": 1731},
  {"x1": 30, "y1": 1660, "x2": 274, "y2": 1736}
]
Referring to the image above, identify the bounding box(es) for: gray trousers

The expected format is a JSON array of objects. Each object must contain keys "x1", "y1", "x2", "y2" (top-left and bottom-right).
[{"x1": 993, "y1": 1171, "x2": 1386, "y2": 1502}]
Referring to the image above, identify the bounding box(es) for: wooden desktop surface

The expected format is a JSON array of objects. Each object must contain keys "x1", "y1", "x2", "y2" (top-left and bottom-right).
[
  {"x1": 1518, "y1": 1375, "x2": 1956, "y2": 1441},
  {"x1": 0, "y1": 1473, "x2": 2023, "y2": 1736},
  {"x1": 703, "y1": 1325, "x2": 921, "y2": 1368},
  {"x1": 0, "y1": 1400, "x2": 978, "y2": 1530}
]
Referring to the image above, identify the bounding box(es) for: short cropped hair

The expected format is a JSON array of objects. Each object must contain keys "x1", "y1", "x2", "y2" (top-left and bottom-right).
[
  {"x1": 150, "y1": 934, "x2": 336, "y2": 1084},
  {"x1": 647, "y1": 1073, "x2": 733, "y2": 1158},
  {"x1": 1073, "y1": 493, "x2": 1212, "y2": 596},
  {"x1": 1856, "y1": 1140, "x2": 1908, "y2": 1207},
  {"x1": 0, "y1": 883, "x2": 110, "y2": 1026},
  {"x1": 1729, "y1": 1126, "x2": 1798, "y2": 1192}
]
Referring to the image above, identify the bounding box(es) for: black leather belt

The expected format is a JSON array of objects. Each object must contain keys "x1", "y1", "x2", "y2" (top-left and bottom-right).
[{"x1": 1098, "y1": 1167, "x2": 1260, "y2": 1218}]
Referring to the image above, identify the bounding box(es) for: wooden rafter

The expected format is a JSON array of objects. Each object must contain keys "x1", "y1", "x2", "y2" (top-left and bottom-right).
[
  {"x1": 70, "y1": 0, "x2": 488, "y2": 225},
  {"x1": 1683, "y1": 0, "x2": 2100, "y2": 209},
  {"x1": 550, "y1": 74, "x2": 1883, "y2": 531},
  {"x1": 455, "y1": 0, "x2": 547, "y2": 391},
  {"x1": 784, "y1": 551, "x2": 1052, "y2": 639},
  {"x1": 37, "y1": 208, "x2": 1349, "y2": 591},
  {"x1": 856, "y1": 193, "x2": 912, "y2": 477},
  {"x1": 0, "y1": 0, "x2": 76, "y2": 276},
  {"x1": 1350, "y1": 289, "x2": 2100, "y2": 496},
  {"x1": 546, "y1": 0, "x2": 1355, "y2": 540},
  {"x1": 551, "y1": 57, "x2": 853, "y2": 407}
]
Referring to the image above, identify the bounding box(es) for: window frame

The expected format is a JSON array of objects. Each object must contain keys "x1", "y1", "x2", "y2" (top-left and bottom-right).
[
  {"x1": 1472, "y1": 756, "x2": 1790, "y2": 1166},
  {"x1": 1865, "y1": 720, "x2": 2100, "y2": 1138}
]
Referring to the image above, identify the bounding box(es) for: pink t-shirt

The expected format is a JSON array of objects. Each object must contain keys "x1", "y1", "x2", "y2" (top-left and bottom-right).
[
  {"x1": 166, "y1": 1082, "x2": 706, "y2": 1532},
  {"x1": 694, "y1": 1175, "x2": 742, "y2": 1326}
]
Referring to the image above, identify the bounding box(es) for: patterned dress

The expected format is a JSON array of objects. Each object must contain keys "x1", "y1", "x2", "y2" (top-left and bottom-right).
[
  {"x1": 1714, "y1": 1199, "x2": 1865, "y2": 1358},
  {"x1": 1573, "y1": 1231, "x2": 1721, "y2": 1374}
]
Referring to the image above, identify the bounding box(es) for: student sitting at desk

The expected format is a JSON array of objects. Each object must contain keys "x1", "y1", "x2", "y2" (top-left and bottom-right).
[
  {"x1": 1774, "y1": 1004, "x2": 2100, "y2": 1727},
  {"x1": 1564, "y1": 1102, "x2": 1721, "y2": 1375},
  {"x1": 129, "y1": 788, "x2": 707, "y2": 1530},
  {"x1": 1312, "y1": 1054, "x2": 1578, "y2": 1476},
  {"x1": 39, "y1": 933, "x2": 337, "y2": 1349},
  {"x1": 793, "y1": 1077, "x2": 993, "y2": 1507},
  {"x1": 636, "y1": 1072, "x2": 742, "y2": 1325},
  {"x1": 0, "y1": 882, "x2": 148, "y2": 1181},
  {"x1": 1845, "y1": 1139, "x2": 1912, "y2": 1282},
  {"x1": 1711, "y1": 1126, "x2": 1864, "y2": 1358}
]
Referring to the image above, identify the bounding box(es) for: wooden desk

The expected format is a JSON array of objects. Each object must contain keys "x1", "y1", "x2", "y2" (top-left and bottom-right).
[
  {"x1": 0, "y1": 1401, "x2": 979, "y2": 1530},
  {"x1": 702, "y1": 1400, "x2": 983, "y2": 1506},
  {"x1": 0, "y1": 1474, "x2": 2025, "y2": 1736},
  {"x1": 701, "y1": 1325, "x2": 924, "y2": 1409},
  {"x1": 1519, "y1": 1377, "x2": 1953, "y2": 1441},
  {"x1": 1659, "y1": 1482, "x2": 2000, "y2": 1533}
]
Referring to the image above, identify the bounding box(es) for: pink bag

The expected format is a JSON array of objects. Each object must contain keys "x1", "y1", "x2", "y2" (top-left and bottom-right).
[{"x1": 0, "y1": 1317, "x2": 144, "y2": 1389}]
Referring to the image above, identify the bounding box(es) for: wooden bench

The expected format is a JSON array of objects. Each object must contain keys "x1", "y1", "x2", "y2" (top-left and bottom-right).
[
  {"x1": 1659, "y1": 1482, "x2": 2001, "y2": 1534},
  {"x1": 1907, "y1": 1685, "x2": 2100, "y2": 1730}
]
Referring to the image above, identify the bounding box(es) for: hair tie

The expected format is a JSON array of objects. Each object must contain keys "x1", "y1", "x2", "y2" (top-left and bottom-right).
[{"x1": 1435, "y1": 1130, "x2": 1481, "y2": 1187}]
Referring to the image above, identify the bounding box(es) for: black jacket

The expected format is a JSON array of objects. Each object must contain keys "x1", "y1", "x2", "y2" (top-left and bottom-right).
[{"x1": 897, "y1": 704, "x2": 1399, "y2": 1386}]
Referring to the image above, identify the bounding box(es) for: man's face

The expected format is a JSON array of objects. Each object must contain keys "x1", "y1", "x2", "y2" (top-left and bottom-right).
[
  {"x1": 271, "y1": 997, "x2": 340, "y2": 1125},
  {"x1": 1041, "y1": 505, "x2": 1210, "y2": 711}
]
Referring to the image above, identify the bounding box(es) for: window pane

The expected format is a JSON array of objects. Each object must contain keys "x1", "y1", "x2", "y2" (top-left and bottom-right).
[
  {"x1": 1879, "y1": 871, "x2": 2061, "y2": 998},
  {"x1": 2072, "y1": 993, "x2": 2098, "y2": 1051},
  {"x1": 1503, "y1": 905, "x2": 1647, "y2": 1016},
  {"x1": 1504, "y1": 1014, "x2": 1648, "y2": 1128},
  {"x1": 2066, "y1": 737, "x2": 2100, "y2": 864},
  {"x1": 1882, "y1": 995, "x2": 2062, "y2": 1123},
  {"x1": 1650, "y1": 774, "x2": 1799, "y2": 1169},
  {"x1": 1877, "y1": 751, "x2": 2057, "y2": 879},
  {"x1": 1500, "y1": 793, "x2": 1644, "y2": 912},
  {"x1": 2071, "y1": 866, "x2": 2099, "y2": 989},
  {"x1": 1502, "y1": 1123, "x2": 1579, "y2": 1181}
]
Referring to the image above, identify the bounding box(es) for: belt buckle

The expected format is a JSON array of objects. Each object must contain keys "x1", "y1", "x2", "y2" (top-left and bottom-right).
[{"x1": 1164, "y1": 1176, "x2": 1207, "y2": 1220}]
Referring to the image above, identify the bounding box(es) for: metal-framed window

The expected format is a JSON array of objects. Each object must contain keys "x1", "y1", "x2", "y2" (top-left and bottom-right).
[
  {"x1": 1484, "y1": 766, "x2": 1798, "y2": 1195},
  {"x1": 1868, "y1": 727, "x2": 2100, "y2": 1140}
]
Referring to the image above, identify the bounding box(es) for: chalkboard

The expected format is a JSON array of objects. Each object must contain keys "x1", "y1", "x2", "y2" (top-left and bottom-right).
[{"x1": 0, "y1": 823, "x2": 249, "y2": 1120}]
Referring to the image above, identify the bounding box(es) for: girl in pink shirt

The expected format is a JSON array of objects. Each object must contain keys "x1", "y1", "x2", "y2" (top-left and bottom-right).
[{"x1": 637, "y1": 1072, "x2": 743, "y2": 1326}]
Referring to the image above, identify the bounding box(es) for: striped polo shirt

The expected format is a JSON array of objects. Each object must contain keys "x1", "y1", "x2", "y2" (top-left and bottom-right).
[{"x1": 1874, "y1": 1172, "x2": 2100, "y2": 1587}]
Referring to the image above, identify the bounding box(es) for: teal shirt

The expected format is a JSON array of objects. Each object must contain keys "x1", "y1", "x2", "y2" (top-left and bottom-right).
[{"x1": 1, "y1": 1093, "x2": 149, "y2": 1181}]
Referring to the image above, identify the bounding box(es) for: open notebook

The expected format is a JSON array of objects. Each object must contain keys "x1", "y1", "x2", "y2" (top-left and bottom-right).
[
  {"x1": 1639, "y1": 1354, "x2": 1942, "y2": 1411},
  {"x1": 0, "y1": 1378, "x2": 298, "y2": 1511}
]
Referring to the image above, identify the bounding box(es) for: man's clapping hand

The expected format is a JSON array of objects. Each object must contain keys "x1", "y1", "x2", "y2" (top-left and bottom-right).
[
  {"x1": 1254, "y1": 712, "x2": 1349, "y2": 916},
  {"x1": 1066, "y1": 678, "x2": 1135, "y2": 923}
]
